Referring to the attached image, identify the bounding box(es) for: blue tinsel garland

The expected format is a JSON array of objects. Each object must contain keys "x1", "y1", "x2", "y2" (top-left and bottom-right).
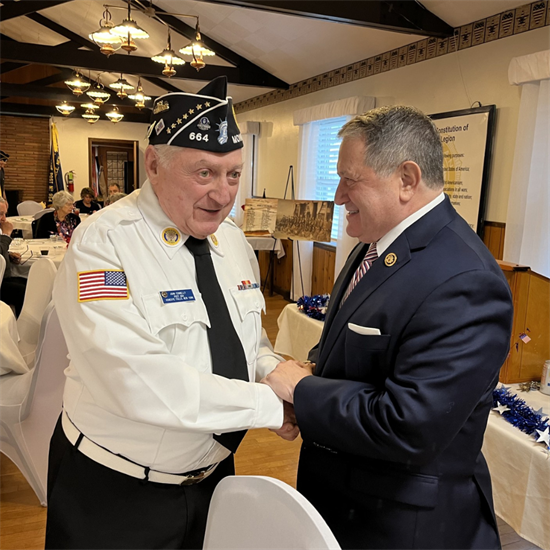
[
  {"x1": 297, "y1": 294, "x2": 330, "y2": 321},
  {"x1": 492, "y1": 385, "x2": 549, "y2": 449}
]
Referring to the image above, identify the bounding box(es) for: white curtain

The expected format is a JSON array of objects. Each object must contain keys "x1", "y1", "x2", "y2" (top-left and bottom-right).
[
  {"x1": 291, "y1": 96, "x2": 375, "y2": 300},
  {"x1": 504, "y1": 50, "x2": 550, "y2": 278},
  {"x1": 233, "y1": 121, "x2": 260, "y2": 227}
]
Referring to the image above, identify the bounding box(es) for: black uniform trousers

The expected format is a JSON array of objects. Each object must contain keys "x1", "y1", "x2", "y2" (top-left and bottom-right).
[
  {"x1": 45, "y1": 416, "x2": 234, "y2": 550},
  {"x1": 0, "y1": 276, "x2": 27, "y2": 317}
]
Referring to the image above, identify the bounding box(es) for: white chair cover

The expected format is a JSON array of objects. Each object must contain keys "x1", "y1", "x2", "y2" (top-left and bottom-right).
[
  {"x1": 0, "y1": 303, "x2": 68, "y2": 506},
  {"x1": 0, "y1": 254, "x2": 5, "y2": 283},
  {"x1": 33, "y1": 207, "x2": 54, "y2": 220},
  {"x1": 0, "y1": 301, "x2": 29, "y2": 375},
  {"x1": 203, "y1": 475, "x2": 341, "y2": 550},
  {"x1": 17, "y1": 201, "x2": 43, "y2": 216},
  {"x1": 17, "y1": 257, "x2": 57, "y2": 366}
]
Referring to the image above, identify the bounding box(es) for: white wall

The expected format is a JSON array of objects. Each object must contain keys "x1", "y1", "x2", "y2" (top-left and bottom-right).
[
  {"x1": 237, "y1": 28, "x2": 549, "y2": 223},
  {"x1": 53, "y1": 116, "x2": 150, "y2": 198}
]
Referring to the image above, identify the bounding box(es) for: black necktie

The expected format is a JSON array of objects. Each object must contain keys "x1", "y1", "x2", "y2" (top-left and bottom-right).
[{"x1": 185, "y1": 236, "x2": 248, "y2": 453}]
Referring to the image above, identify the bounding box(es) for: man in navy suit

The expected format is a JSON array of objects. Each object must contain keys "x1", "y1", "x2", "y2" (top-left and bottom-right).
[{"x1": 264, "y1": 105, "x2": 513, "y2": 549}]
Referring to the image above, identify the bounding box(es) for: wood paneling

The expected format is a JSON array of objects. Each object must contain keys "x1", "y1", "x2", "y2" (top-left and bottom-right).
[
  {"x1": 0, "y1": 115, "x2": 50, "y2": 203},
  {"x1": 499, "y1": 261, "x2": 550, "y2": 383},
  {"x1": 272, "y1": 239, "x2": 293, "y2": 300},
  {"x1": 312, "y1": 243, "x2": 336, "y2": 295},
  {"x1": 483, "y1": 221, "x2": 506, "y2": 260}
]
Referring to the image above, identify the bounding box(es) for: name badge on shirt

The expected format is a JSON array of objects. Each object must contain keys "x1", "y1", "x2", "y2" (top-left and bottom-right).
[{"x1": 160, "y1": 289, "x2": 195, "y2": 304}]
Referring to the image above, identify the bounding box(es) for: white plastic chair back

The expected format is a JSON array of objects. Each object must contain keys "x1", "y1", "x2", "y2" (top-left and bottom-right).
[
  {"x1": 33, "y1": 207, "x2": 54, "y2": 220},
  {"x1": 0, "y1": 254, "x2": 6, "y2": 283},
  {"x1": 17, "y1": 258, "x2": 57, "y2": 366},
  {"x1": 0, "y1": 303, "x2": 69, "y2": 506},
  {"x1": 17, "y1": 201, "x2": 43, "y2": 216},
  {"x1": 203, "y1": 476, "x2": 341, "y2": 550}
]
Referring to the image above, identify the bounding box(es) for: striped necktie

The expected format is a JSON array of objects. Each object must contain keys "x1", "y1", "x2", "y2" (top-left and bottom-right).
[{"x1": 341, "y1": 242, "x2": 378, "y2": 306}]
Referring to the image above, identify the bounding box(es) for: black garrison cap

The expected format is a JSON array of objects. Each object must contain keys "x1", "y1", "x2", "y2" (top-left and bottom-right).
[
  {"x1": 147, "y1": 76, "x2": 243, "y2": 153},
  {"x1": 0, "y1": 151, "x2": 9, "y2": 161}
]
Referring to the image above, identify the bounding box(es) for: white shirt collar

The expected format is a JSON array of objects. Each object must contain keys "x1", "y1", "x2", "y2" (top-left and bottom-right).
[{"x1": 376, "y1": 192, "x2": 445, "y2": 255}]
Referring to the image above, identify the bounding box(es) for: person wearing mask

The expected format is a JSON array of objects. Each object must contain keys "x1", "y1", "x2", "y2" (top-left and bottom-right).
[
  {"x1": 263, "y1": 105, "x2": 513, "y2": 550},
  {"x1": 35, "y1": 190, "x2": 80, "y2": 242},
  {"x1": 45, "y1": 76, "x2": 299, "y2": 549},
  {"x1": 75, "y1": 187, "x2": 101, "y2": 215}
]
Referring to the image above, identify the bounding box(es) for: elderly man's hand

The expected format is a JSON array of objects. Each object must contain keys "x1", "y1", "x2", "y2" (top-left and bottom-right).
[
  {"x1": 1, "y1": 219, "x2": 13, "y2": 237},
  {"x1": 8, "y1": 251, "x2": 21, "y2": 265},
  {"x1": 270, "y1": 401, "x2": 300, "y2": 441},
  {"x1": 262, "y1": 360, "x2": 314, "y2": 404}
]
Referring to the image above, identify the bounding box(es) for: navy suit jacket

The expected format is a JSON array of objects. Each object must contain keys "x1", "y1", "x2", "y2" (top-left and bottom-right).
[{"x1": 294, "y1": 197, "x2": 513, "y2": 549}]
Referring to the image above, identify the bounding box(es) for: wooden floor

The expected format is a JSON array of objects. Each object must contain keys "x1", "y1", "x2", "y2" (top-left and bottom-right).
[{"x1": 0, "y1": 293, "x2": 540, "y2": 550}]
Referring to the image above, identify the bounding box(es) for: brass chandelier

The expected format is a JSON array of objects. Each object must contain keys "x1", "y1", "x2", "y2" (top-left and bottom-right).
[{"x1": 89, "y1": 1, "x2": 215, "y2": 77}]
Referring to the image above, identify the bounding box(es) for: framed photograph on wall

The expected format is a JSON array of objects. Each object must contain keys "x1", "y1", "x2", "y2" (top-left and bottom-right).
[{"x1": 430, "y1": 105, "x2": 496, "y2": 237}]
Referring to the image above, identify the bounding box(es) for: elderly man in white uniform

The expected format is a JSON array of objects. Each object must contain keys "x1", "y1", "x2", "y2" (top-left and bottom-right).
[{"x1": 45, "y1": 77, "x2": 299, "y2": 549}]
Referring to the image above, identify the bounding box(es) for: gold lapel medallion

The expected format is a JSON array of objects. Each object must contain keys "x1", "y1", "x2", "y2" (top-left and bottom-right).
[
  {"x1": 384, "y1": 253, "x2": 397, "y2": 267},
  {"x1": 209, "y1": 234, "x2": 219, "y2": 246},
  {"x1": 162, "y1": 227, "x2": 181, "y2": 246}
]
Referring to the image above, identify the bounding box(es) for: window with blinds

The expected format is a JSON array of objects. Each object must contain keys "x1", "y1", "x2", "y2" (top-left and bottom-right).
[{"x1": 310, "y1": 115, "x2": 348, "y2": 241}]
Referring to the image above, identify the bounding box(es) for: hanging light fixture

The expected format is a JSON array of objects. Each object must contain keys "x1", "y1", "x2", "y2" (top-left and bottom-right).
[
  {"x1": 112, "y1": 1, "x2": 149, "y2": 40},
  {"x1": 109, "y1": 74, "x2": 134, "y2": 99},
  {"x1": 89, "y1": 8, "x2": 122, "y2": 56},
  {"x1": 64, "y1": 70, "x2": 91, "y2": 96},
  {"x1": 106, "y1": 105, "x2": 124, "y2": 123},
  {"x1": 179, "y1": 23, "x2": 214, "y2": 71},
  {"x1": 55, "y1": 101, "x2": 75, "y2": 116},
  {"x1": 80, "y1": 103, "x2": 100, "y2": 111},
  {"x1": 128, "y1": 78, "x2": 151, "y2": 109},
  {"x1": 82, "y1": 109, "x2": 100, "y2": 124},
  {"x1": 152, "y1": 27, "x2": 184, "y2": 77},
  {"x1": 87, "y1": 78, "x2": 111, "y2": 105}
]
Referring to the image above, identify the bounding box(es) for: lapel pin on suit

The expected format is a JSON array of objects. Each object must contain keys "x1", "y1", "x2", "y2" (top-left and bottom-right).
[{"x1": 384, "y1": 253, "x2": 397, "y2": 267}]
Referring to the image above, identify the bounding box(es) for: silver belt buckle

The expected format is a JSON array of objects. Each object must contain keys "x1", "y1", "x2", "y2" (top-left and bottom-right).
[{"x1": 179, "y1": 464, "x2": 217, "y2": 486}]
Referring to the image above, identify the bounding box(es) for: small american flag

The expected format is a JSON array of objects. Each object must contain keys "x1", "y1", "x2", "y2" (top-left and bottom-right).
[{"x1": 78, "y1": 270, "x2": 129, "y2": 302}]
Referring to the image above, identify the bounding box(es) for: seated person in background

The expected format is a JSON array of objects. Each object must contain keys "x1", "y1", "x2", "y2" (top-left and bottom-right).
[
  {"x1": 108, "y1": 183, "x2": 121, "y2": 196},
  {"x1": 36, "y1": 190, "x2": 80, "y2": 243},
  {"x1": 0, "y1": 197, "x2": 27, "y2": 316},
  {"x1": 104, "y1": 192, "x2": 126, "y2": 206},
  {"x1": 75, "y1": 187, "x2": 101, "y2": 215}
]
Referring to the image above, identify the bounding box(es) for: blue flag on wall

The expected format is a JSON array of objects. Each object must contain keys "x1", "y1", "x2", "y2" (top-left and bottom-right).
[{"x1": 48, "y1": 122, "x2": 64, "y2": 203}]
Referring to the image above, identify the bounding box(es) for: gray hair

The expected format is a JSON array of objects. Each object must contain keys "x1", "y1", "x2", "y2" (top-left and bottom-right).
[
  {"x1": 52, "y1": 190, "x2": 74, "y2": 210},
  {"x1": 152, "y1": 145, "x2": 181, "y2": 168},
  {"x1": 0, "y1": 197, "x2": 7, "y2": 205},
  {"x1": 339, "y1": 105, "x2": 444, "y2": 189},
  {"x1": 105, "y1": 192, "x2": 127, "y2": 205}
]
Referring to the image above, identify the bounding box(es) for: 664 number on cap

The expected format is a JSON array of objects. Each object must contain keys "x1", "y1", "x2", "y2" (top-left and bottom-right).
[{"x1": 189, "y1": 132, "x2": 209, "y2": 142}]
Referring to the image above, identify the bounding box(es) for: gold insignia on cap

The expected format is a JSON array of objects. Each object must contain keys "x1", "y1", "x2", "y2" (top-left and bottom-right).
[
  {"x1": 162, "y1": 227, "x2": 181, "y2": 246},
  {"x1": 210, "y1": 234, "x2": 219, "y2": 246},
  {"x1": 205, "y1": 101, "x2": 211, "y2": 107},
  {"x1": 153, "y1": 100, "x2": 170, "y2": 114},
  {"x1": 384, "y1": 253, "x2": 397, "y2": 267},
  {"x1": 196, "y1": 103, "x2": 203, "y2": 110}
]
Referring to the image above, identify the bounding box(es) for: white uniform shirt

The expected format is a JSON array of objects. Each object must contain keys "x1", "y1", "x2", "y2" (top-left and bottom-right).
[{"x1": 53, "y1": 181, "x2": 283, "y2": 473}]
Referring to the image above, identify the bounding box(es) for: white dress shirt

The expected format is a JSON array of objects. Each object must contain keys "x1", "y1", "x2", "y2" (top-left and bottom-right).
[{"x1": 53, "y1": 181, "x2": 283, "y2": 473}]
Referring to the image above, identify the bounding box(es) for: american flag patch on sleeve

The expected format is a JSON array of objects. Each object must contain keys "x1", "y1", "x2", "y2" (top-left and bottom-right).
[{"x1": 78, "y1": 270, "x2": 129, "y2": 302}]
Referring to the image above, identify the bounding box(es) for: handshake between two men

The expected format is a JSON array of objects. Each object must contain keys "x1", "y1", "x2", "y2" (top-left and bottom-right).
[{"x1": 261, "y1": 359, "x2": 315, "y2": 441}]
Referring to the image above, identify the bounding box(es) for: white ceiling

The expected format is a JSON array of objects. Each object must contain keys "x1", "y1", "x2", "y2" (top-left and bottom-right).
[{"x1": 0, "y1": 0, "x2": 533, "y2": 103}]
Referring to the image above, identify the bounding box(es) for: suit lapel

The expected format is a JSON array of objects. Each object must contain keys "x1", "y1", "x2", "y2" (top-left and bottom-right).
[{"x1": 316, "y1": 196, "x2": 458, "y2": 374}]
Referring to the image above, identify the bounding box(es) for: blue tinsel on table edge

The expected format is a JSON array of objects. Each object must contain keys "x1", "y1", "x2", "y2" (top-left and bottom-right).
[
  {"x1": 297, "y1": 294, "x2": 330, "y2": 321},
  {"x1": 492, "y1": 386, "x2": 549, "y2": 448}
]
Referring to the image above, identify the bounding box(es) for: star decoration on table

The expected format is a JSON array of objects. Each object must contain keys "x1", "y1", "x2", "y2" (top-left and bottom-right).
[
  {"x1": 493, "y1": 402, "x2": 510, "y2": 415},
  {"x1": 535, "y1": 427, "x2": 550, "y2": 447},
  {"x1": 499, "y1": 384, "x2": 512, "y2": 391}
]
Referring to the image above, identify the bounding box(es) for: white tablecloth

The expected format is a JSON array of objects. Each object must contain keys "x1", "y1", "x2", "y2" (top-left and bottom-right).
[
  {"x1": 8, "y1": 239, "x2": 66, "y2": 278},
  {"x1": 483, "y1": 385, "x2": 550, "y2": 550},
  {"x1": 7, "y1": 216, "x2": 34, "y2": 239},
  {"x1": 246, "y1": 236, "x2": 285, "y2": 259},
  {"x1": 274, "y1": 303, "x2": 323, "y2": 361}
]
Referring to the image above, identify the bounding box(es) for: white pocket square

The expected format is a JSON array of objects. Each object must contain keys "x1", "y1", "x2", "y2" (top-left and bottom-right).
[{"x1": 348, "y1": 323, "x2": 381, "y2": 336}]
